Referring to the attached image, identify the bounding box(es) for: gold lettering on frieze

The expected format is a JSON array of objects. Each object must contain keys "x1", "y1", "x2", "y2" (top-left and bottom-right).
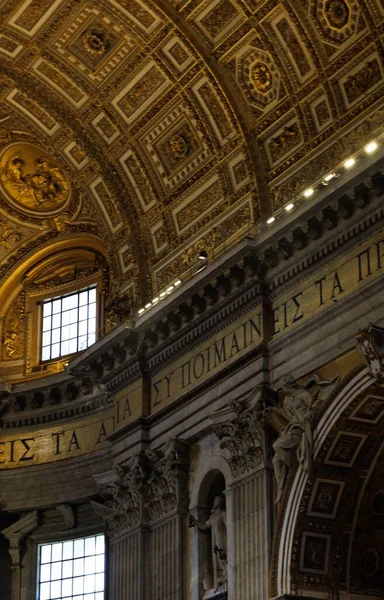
[
  {"x1": 272, "y1": 232, "x2": 384, "y2": 338},
  {"x1": 0, "y1": 413, "x2": 114, "y2": 469},
  {"x1": 151, "y1": 310, "x2": 262, "y2": 413}
]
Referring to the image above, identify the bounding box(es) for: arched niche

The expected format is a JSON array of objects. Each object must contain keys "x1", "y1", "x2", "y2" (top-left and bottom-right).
[
  {"x1": 0, "y1": 236, "x2": 109, "y2": 379},
  {"x1": 271, "y1": 366, "x2": 384, "y2": 599}
]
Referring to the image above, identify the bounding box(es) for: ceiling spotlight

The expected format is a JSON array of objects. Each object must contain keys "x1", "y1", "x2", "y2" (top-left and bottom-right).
[
  {"x1": 324, "y1": 173, "x2": 336, "y2": 182},
  {"x1": 364, "y1": 141, "x2": 378, "y2": 154},
  {"x1": 198, "y1": 249, "x2": 208, "y2": 260},
  {"x1": 285, "y1": 203, "x2": 294, "y2": 212},
  {"x1": 174, "y1": 279, "x2": 182, "y2": 286},
  {"x1": 166, "y1": 285, "x2": 174, "y2": 293},
  {"x1": 144, "y1": 303, "x2": 151, "y2": 309},
  {"x1": 159, "y1": 291, "x2": 167, "y2": 298},
  {"x1": 138, "y1": 308, "x2": 145, "y2": 315},
  {"x1": 304, "y1": 188, "x2": 314, "y2": 198},
  {"x1": 267, "y1": 216, "x2": 275, "y2": 224},
  {"x1": 152, "y1": 297, "x2": 159, "y2": 304},
  {"x1": 344, "y1": 157, "x2": 355, "y2": 169}
]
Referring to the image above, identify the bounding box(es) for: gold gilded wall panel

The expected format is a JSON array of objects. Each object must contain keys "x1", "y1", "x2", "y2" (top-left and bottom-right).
[
  {"x1": 1, "y1": 291, "x2": 25, "y2": 362},
  {"x1": 32, "y1": 58, "x2": 89, "y2": 108},
  {"x1": 154, "y1": 197, "x2": 252, "y2": 290},
  {"x1": 192, "y1": 76, "x2": 235, "y2": 145},
  {"x1": 160, "y1": 35, "x2": 196, "y2": 75},
  {"x1": 0, "y1": 35, "x2": 23, "y2": 58},
  {"x1": 112, "y1": 60, "x2": 170, "y2": 125},
  {"x1": 53, "y1": 6, "x2": 138, "y2": 85},
  {"x1": 119, "y1": 149, "x2": 157, "y2": 212},
  {"x1": 7, "y1": 0, "x2": 65, "y2": 38},
  {"x1": 173, "y1": 176, "x2": 223, "y2": 234},
  {"x1": 109, "y1": 0, "x2": 162, "y2": 37},
  {"x1": 6, "y1": 89, "x2": 60, "y2": 136},
  {"x1": 92, "y1": 111, "x2": 120, "y2": 144},
  {"x1": 90, "y1": 177, "x2": 122, "y2": 233},
  {"x1": 192, "y1": 0, "x2": 245, "y2": 45}
]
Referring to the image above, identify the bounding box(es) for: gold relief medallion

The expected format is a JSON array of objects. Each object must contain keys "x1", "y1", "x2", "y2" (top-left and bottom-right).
[
  {"x1": 324, "y1": 0, "x2": 350, "y2": 30},
  {"x1": 250, "y1": 61, "x2": 272, "y2": 93},
  {"x1": 0, "y1": 143, "x2": 70, "y2": 216}
]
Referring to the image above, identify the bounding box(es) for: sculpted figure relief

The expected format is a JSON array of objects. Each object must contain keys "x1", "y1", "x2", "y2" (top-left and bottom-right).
[
  {"x1": 190, "y1": 495, "x2": 227, "y2": 594},
  {"x1": 0, "y1": 143, "x2": 70, "y2": 214},
  {"x1": 271, "y1": 374, "x2": 340, "y2": 504}
]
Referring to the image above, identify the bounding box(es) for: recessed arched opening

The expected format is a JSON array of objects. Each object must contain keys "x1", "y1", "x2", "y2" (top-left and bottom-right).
[
  {"x1": 0, "y1": 236, "x2": 109, "y2": 380},
  {"x1": 272, "y1": 368, "x2": 384, "y2": 599}
]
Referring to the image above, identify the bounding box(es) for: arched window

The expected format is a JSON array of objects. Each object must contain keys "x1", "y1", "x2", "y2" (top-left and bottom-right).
[{"x1": 0, "y1": 240, "x2": 108, "y2": 380}]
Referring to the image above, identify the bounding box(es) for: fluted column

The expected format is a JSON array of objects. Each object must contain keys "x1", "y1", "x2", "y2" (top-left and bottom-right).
[
  {"x1": 211, "y1": 396, "x2": 273, "y2": 600},
  {"x1": 144, "y1": 439, "x2": 189, "y2": 600},
  {"x1": 231, "y1": 469, "x2": 272, "y2": 600}
]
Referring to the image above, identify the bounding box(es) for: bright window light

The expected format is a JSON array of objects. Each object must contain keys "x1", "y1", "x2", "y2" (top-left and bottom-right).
[
  {"x1": 304, "y1": 188, "x2": 314, "y2": 198},
  {"x1": 344, "y1": 157, "x2": 355, "y2": 169},
  {"x1": 37, "y1": 534, "x2": 105, "y2": 600},
  {"x1": 41, "y1": 286, "x2": 97, "y2": 362},
  {"x1": 285, "y1": 203, "x2": 294, "y2": 212},
  {"x1": 364, "y1": 141, "x2": 378, "y2": 154}
]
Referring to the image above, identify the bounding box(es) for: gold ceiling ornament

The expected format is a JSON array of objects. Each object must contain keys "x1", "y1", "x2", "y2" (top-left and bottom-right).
[
  {"x1": 324, "y1": 0, "x2": 350, "y2": 30},
  {"x1": 0, "y1": 143, "x2": 70, "y2": 217},
  {"x1": 250, "y1": 61, "x2": 273, "y2": 93}
]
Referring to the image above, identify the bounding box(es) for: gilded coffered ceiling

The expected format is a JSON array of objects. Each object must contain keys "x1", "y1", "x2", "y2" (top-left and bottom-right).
[{"x1": 0, "y1": 0, "x2": 383, "y2": 303}]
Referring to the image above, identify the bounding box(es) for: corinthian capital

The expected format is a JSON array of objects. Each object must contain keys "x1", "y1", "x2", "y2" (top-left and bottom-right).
[{"x1": 144, "y1": 438, "x2": 189, "y2": 521}]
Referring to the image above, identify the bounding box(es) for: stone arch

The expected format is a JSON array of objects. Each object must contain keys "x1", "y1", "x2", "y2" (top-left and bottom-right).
[{"x1": 272, "y1": 365, "x2": 384, "y2": 598}]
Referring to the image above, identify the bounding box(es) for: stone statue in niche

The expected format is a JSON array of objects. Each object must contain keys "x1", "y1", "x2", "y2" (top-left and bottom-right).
[
  {"x1": 270, "y1": 374, "x2": 340, "y2": 504},
  {"x1": 190, "y1": 495, "x2": 227, "y2": 595}
]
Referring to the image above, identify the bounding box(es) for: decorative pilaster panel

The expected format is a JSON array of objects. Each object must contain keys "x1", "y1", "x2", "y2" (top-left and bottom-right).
[
  {"x1": 144, "y1": 439, "x2": 189, "y2": 600},
  {"x1": 148, "y1": 518, "x2": 181, "y2": 600},
  {"x1": 232, "y1": 470, "x2": 271, "y2": 600},
  {"x1": 110, "y1": 530, "x2": 144, "y2": 600}
]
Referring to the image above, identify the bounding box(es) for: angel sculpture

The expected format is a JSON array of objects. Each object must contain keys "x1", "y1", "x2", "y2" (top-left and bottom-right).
[{"x1": 272, "y1": 373, "x2": 340, "y2": 504}]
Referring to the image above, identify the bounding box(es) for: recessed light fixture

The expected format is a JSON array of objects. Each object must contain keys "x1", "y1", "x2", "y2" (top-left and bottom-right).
[
  {"x1": 152, "y1": 297, "x2": 159, "y2": 304},
  {"x1": 364, "y1": 141, "x2": 378, "y2": 155},
  {"x1": 174, "y1": 279, "x2": 182, "y2": 286},
  {"x1": 159, "y1": 291, "x2": 167, "y2": 298},
  {"x1": 267, "y1": 216, "x2": 275, "y2": 224},
  {"x1": 304, "y1": 188, "x2": 314, "y2": 198},
  {"x1": 144, "y1": 303, "x2": 151, "y2": 309},
  {"x1": 198, "y1": 249, "x2": 208, "y2": 260},
  {"x1": 344, "y1": 157, "x2": 355, "y2": 169},
  {"x1": 285, "y1": 203, "x2": 294, "y2": 212},
  {"x1": 138, "y1": 308, "x2": 145, "y2": 315},
  {"x1": 166, "y1": 285, "x2": 174, "y2": 293},
  {"x1": 324, "y1": 173, "x2": 336, "y2": 182}
]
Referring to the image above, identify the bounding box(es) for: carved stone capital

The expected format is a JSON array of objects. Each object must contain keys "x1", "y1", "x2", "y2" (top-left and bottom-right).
[
  {"x1": 211, "y1": 396, "x2": 264, "y2": 478},
  {"x1": 144, "y1": 438, "x2": 189, "y2": 521},
  {"x1": 1, "y1": 510, "x2": 39, "y2": 568},
  {"x1": 91, "y1": 455, "x2": 145, "y2": 538}
]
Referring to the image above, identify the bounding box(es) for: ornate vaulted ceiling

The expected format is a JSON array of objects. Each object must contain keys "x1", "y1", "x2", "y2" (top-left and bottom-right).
[{"x1": 0, "y1": 0, "x2": 383, "y2": 304}]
